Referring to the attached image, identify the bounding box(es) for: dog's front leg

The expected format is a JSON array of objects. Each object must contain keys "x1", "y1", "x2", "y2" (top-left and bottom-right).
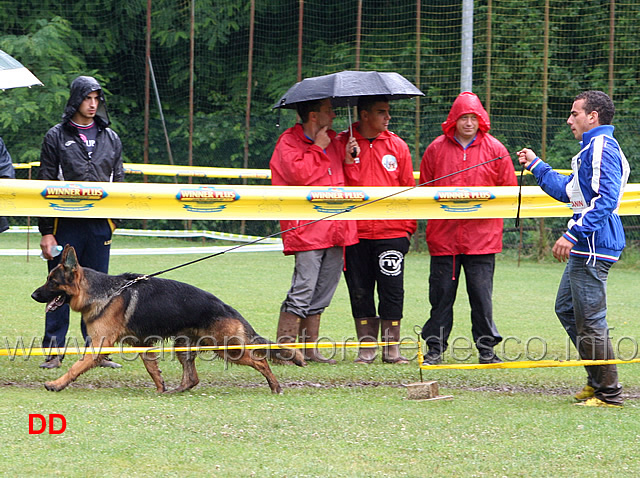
[
  {"x1": 44, "y1": 354, "x2": 102, "y2": 392},
  {"x1": 45, "y1": 322, "x2": 121, "y2": 392}
]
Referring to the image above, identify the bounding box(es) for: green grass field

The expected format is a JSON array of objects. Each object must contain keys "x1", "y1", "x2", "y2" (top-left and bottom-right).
[{"x1": 1, "y1": 233, "x2": 639, "y2": 477}]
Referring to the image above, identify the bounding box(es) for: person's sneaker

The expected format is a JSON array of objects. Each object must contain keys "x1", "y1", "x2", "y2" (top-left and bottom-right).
[
  {"x1": 422, "y1": 351, "x2": 442, "y2": 366},
  {"x1": 39, "y1": 356, "x2": 62, "y2": 369},
  {"x1": 574, "y1": 397, "x2": 622, "y2": 408},
  {"x1": 479, "y1": 352, "x2": 502, "y2": 364},
  {"x1": 574, "y1": 385, "x2": 595, "y2": 402},
  {"x1": 99, "y1": 356, "x2": 122, "y2": 368}
]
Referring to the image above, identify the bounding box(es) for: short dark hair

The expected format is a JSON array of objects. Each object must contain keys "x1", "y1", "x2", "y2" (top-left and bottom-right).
[
  {"x1": 296, "y1": 99, "x2": 325, "y2": 123},
  {"x1": 574, "y1": 90, "x2": 615, "y2": 125},
  {"x1": 357, "y1": 95, "x2": 389, "y2": 117}
]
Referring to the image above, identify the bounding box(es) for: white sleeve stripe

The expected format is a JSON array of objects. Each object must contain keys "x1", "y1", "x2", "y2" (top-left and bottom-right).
[{"x1": 591, "y1": 135, "x2": 603, "y2": 192}]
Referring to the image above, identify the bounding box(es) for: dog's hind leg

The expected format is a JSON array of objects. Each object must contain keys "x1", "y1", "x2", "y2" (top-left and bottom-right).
[
  {"x1": 140, "y1": 351, "x2": 166, "y2": 392},
  {"x1": 232, "y1": 352, "x2": 283, "y2": 394},
  {"x1": 170, "y1": 351, "x2": 199, "y2": 392}
]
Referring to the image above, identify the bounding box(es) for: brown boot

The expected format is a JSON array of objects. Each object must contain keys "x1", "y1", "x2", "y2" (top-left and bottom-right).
[
  {"x1": 299, "y1": 314, "x2": 337, "y2": 364},
  {"x1": 381, "y1": 319, "x2": 409, "y2": 364},
  {"x1": 354, "y1": 317, "x2": 379, "y2": 364},
  {"x1": 275, "y1": 310, "x2": 301, "y2": 363},
  {"x1": 40, "y1": 355, "x2": 62, "y2": 369}
]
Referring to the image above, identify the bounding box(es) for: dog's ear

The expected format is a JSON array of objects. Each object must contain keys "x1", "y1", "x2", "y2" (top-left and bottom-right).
[{"x1": 61, "y1": 245, "x2": 79, "y2": 272}]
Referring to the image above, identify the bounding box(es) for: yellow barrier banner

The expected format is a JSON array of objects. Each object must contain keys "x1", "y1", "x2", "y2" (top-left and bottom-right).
[{"x1": 2, "y1": 179, "x2": 640, "y2": 220}]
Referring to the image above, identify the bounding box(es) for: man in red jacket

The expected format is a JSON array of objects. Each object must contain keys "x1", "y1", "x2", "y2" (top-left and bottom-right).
[
  {"x1": 270, "y1": 98, "x2": 360, "y2": 364},
  {"x1": 338, "y1": 95, "x2": 417, "y2": 364},
  {"x1": 420, "y1": 92, "x2": 516, "y2": 365}
]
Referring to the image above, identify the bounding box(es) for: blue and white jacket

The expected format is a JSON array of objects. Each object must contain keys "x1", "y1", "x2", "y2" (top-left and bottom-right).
[{"x1": 527, "y1": 125, "x2": 630, "y2": 263}]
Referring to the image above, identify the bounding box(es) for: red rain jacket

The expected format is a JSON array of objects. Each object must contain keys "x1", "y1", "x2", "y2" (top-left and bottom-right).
[
  {"x1": 420, "y1": 92, "x2": 517, "y2": 256},
  {"x1": 338, "y1": 123, "x2": 417, "y2": 240},
  {"x1": 270, "y1": 123, "x2": 359, "y2": 255}
]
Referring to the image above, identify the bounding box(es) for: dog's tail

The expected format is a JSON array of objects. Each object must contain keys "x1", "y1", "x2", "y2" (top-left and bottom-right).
[{"x1": 251, "y1": 335, "x2": 307, "y2": 367}]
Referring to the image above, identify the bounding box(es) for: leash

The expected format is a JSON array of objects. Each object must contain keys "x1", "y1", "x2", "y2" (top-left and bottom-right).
[
  {"x1": 113, "y1": 274, "x2": 151, "y2": 295},
  {"x1": 122, "y1": 151, "x2": 517, "y2": 286},
  {"x1": 515, "y1": 164, "x2": 525, "y2": 228}
]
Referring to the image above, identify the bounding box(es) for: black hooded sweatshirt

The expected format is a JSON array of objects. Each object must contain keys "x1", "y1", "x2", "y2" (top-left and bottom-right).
[
  {"x1": 37, "y1": 76, "x2": 124, "y2": 236},
  {"x1": 0, "y1": 136, "x2": 15, "y2": 233}
]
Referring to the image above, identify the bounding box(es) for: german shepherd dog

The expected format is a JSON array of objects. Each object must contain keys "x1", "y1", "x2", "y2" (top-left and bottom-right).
[{"x1": 31, "y1": 245, "x2": 306, "y2": 394}]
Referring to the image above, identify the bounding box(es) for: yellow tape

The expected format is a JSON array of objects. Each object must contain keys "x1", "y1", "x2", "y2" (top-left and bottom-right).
[
  {"x1": 123, "y1": 163, "x2": 272, "y2": 180},
  {"x1": 4, "y1": 342, "x2": 638, "y2": 369},
  {"x1": 4, "y1": 179, "x2": 639, "y2": 220},
  {"x1": 420, "y1": 358, "x2": 640, "y2": 370},
  {"x1": 0, "y1": 341, "x2": 394, "y2": 357},
  {"x1": 13, "y1": 162, "x2": 573, "y2": 179}
]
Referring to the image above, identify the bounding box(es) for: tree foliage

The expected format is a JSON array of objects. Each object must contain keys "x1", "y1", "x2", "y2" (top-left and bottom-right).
[{"x1": 1, "y1": 0, "x2": 639, "y2": 174}]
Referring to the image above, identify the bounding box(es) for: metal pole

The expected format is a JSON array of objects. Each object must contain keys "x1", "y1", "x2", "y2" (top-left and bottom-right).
[
  {"x1": 297, "y1": 0, "x2": 303, "y2": 81},
  {"x1": 460, "y1": 0, "x2": 473, "y2": 92},
  {"x1": 485, "y1": 0, "x2": 492, "y2": 115},
  {"x1": 609, "y1": 0, "x2": 615, "y2": 96},
  {"x1": 355, "y1": 0, "x2": 362, "y2": 71},
  {"x1": 414, "y1": 0, "x2": 421, "y2": 168},
  {"x1": 189, "y1": 0, "x2": 194, "y2": 171},
  {"x1": 542, "y1": 0, "x2": 549, "y2": 161},
  {"x1": 538, "y1": 0, "x2": 551, "y2": 260},
  {"x1": 148, "y1": 57, "x2": 175, "y2": 167},
  {"x1": 351, "y1": 0, "x2": 362, "y2": 128},
  {"x1": 244, "y1": 0, "x2": 255, "y2": 174},
  {"x1": 241, "y1": 0, "x2": 255, "y2": 235},
  {"x1": 187, "y1": 0, "x2": 195, "y2": 230},
  {"x1": 144, "y1": 0, "x2": 151, "y2": 170},
  {"x1": 143, "y1": 0, "x2": 151, "y2": 230}
]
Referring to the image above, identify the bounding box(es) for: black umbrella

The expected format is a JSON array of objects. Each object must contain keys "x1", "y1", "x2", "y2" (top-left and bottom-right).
[{"x1": 273, "y1": 70, "x2": 423, "y2": 110}]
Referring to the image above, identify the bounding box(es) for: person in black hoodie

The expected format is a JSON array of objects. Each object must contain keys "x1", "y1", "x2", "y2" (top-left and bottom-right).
[
  {"x1": 0, "y1": 136, "x2": 15, "y2": 233},
  {"x1": 37, "y1": 75, "x2": 124, "y2": 369}
]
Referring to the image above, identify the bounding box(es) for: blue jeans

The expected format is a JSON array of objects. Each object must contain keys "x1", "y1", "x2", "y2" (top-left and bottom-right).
[{"x1": 555, "y1": 256, "x2": 622, "y2": 404}]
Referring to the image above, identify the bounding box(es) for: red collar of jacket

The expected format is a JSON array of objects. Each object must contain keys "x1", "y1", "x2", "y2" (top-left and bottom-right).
[{"x1": 344, "y1": 121, "x2": 394, "y2": 143}]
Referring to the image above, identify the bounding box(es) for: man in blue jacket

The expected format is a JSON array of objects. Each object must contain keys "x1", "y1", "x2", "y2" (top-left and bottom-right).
[{"x1": 518, "y1": 90, "x2": 629, "y2": 408}]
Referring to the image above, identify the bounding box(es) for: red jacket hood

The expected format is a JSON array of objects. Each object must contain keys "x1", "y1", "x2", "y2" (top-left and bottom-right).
[{"x1": 441, "y1": 92, "x2": 491, "y2": 138}]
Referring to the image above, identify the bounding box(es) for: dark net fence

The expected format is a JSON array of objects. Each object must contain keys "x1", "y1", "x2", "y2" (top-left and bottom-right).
[{"x1": 2, "y1": 0, "x2": 639, "y2": 255}]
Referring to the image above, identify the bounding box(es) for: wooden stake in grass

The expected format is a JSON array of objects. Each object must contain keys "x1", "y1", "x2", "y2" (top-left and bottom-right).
[{"x1": 405, "y1": 380, "x2": 453, "y2": 401}]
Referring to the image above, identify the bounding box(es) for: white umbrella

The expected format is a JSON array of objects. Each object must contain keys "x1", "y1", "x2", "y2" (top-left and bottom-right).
[{"x1": 0, "y1": 49, "x2": 43, "y2": 90}]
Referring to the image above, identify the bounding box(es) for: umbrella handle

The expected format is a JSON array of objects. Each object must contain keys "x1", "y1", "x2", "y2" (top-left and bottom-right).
[{"x1": 347, "y1": 101, "x2": 358, "y2": 159}]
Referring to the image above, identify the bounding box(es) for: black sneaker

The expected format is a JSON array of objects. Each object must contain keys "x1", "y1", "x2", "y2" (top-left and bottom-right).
[
  {"x1": 422, "y1": 351, "x2": 442, "y2": 366},
  {"x1": 479, "y1": 352, "x2": 502, "y2": 364}
]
